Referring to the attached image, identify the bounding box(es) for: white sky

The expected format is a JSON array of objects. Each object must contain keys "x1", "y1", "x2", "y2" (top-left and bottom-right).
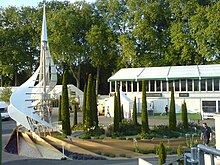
[{"x1": 0, "y1": 0, "x2": 96, "y2": 8}]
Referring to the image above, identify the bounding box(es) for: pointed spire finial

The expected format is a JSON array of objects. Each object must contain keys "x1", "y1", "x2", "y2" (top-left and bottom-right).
[{"x1": 41, "y1": 3, "x2": 48, "y2": 42}]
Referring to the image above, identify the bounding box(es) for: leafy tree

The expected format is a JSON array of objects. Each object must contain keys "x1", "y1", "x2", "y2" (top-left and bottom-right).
[
  {"x1": 142, "y1": 80, "x2": 149, "y2": 133},
  {"x1": 73, "y1": 101, "x2": 78, "y2": 126},
  {"x1": 113, "y1": 92, "x2": 119, "y2": 132},
  {"x1": 58, "y1": 95, "x2": 62, "y2": 121},
  {"x1": 132, "y1": 97, "x2": 138, "y2": 125},
  {"x1": 86, "y1": 22, "x2": 116, "y2": 95},
  {"x1": 169, "y1": 87, "x2": 176, "y2": 131},
  {"x1": 0, "y1": 86, "x2": 12, "y2": 104},
  {"x1": 61, "y1": 70, "x2": 71, "y2": 135},
  {"x1": 158, "y1": 142, "x2": 167, "y2": 165},
  {"x1": 181, "y1": 100, "x2": 188, "y2": 129}
]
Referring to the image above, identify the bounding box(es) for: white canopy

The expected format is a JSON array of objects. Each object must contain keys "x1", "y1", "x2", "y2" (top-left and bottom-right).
[{"x1": 108, "y1": 64, "x2": 220, "y2": 81}]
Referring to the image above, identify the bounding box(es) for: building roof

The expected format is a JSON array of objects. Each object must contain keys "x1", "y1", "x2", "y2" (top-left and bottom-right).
[{"x1": 108, "y1": 64, "x2": 220, "y2": 81}]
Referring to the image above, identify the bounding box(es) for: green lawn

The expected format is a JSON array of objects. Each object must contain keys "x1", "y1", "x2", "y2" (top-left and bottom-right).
[{"x1": 137, "y1": 113, "x2": 202, "y2": 120}]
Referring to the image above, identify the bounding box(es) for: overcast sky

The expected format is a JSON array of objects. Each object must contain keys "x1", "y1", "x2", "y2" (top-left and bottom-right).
[{"x1": 0, "y1": 0, "x2": 96, "y2": 8}]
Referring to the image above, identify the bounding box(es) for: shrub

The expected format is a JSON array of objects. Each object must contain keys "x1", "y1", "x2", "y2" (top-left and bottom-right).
[
  {"x1": 169, "y1": 87, "x2": 176, "y2": 131},
  {"x1": 79, "y1": 133, "x2": 91, "y2": 139},
  {"x1": 158, "y1": 142, "x2": 167, "y2": 165}
]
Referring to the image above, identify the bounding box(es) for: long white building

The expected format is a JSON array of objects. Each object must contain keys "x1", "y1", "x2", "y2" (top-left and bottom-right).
[{"x1": 107, "y1": 64, "x2": 220, "y2": 119}]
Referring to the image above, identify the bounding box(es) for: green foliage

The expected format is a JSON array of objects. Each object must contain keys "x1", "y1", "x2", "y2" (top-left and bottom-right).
[
  {"x1": 169, "y1": 87, "x2": 176, "y2": 131},
  {"x1": 121, "y1": 104, "x2": 124, "y2": 121},
  {"x1": 58, "y1": 95, "x2": 62, "y2": 121},
  {"x1": 141, "y1": 80, "x2": 149, "y2": 133},
  {"x1": 103, "y1": 152, "x2": 116, "y2": 158},
  {"x1": 61, "y1": 70, "x2": 71, "y2": 135},
  {"x1": 79, "y1": 133, "x2": 91, "y2": 139},
  {"x1": 132, "y1": 97, "x2": 138, "y2": 125},
  {"x1": 158, "y1": 142, "x2": 167, "y2": 165},
  {"x1": 0, "y1": 86, "x2": 12, "y2": 103},
  {"x1": 113, "y1": 92, "x2": 119, "y2": 132},
  {"x1": 182, "y1": 100, "x2": 188, "y2": 129},
  {"x1": 177, "y1": 145, "x2": 182, "y2": 156}
]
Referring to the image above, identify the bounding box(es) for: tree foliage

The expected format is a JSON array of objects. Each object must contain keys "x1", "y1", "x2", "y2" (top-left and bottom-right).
[{"x1": 0, "y1": 86, "x2": 12, "y2": 103}]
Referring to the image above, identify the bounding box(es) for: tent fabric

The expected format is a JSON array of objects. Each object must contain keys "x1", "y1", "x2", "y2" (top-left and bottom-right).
[{"x1": 108, "y1": 64, "x2": 220, "y2": 81}]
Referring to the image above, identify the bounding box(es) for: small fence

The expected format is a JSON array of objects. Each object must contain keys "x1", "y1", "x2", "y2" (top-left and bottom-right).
[{"x1": 163, "y1": 144, "x2": 220, "y2": 165}]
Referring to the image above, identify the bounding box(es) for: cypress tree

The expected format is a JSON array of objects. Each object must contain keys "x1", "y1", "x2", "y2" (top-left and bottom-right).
[
  {"x1": 61, "y1": 69, "x2": 71, "y2": 135},
  {"x1": 113, "y1": 93, "x2": 119, "y2": 132},
  {"x1": 133, "y1": 97, "x2": 138, "y2": 125},
  {"x1": 182, "y1": 100, "x2": 188, "y2": 129},
  {"x1": 86, "y1": 74, "x2": 93, "y2": 128},
  {"x1": 121, "y1": 104, "x2": 124, "y2": 121},
  {"x1": 116, "y1": 85, "x2": 122, "y2": 122},
  {"x1": 93, "y1": 80, "x2": 98, "y2": 126},
  {"x1": 73, "y1": 102, "x2": 77, "y2": 126},
  {"x1": 142, "y1": 80, "x2": 149, "y2": 133},
  {"x1": 169, "y1": 87, "x2": 176, "y2": 131},
  {"x1": 82, "y1": 83, "x2": 87, "y2": 125},
  {"x1": 158, "y1": 142, "x2": 167, "y2": 165},
  {"x1": 58, "y1": 95, "x2": 62, "y2": 121}
]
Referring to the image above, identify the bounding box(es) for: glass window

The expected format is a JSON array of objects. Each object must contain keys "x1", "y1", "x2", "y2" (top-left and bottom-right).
[
  {"x1": 188, "y1": 79, "x2": 192, "y2": 91},
  {"x1": 139, "y1": 81, "x2": 142, "y2": 92},
  {"x1": 122, "y1": 81, "x2": 126, "y2": 92},
  {"x1": 181, "y1": 79, "x2": 186, "y2": 91},
  {"x1": 111, "y1": 81, "x2": 115, "y2": 92},
  {"x1": 207, "y1": 79, "x2": 212, "y2": 91},
  {"x1": 214, "y1": 79, "x2": 219, "y2": 91},
  {"x1": 146, "y1": 81, "x2": 149, "y2": 92},
  {"x1": 218, "y1": 101, "x2": 220, "y2": 113},
  {"x1": 175, "y1": 80, "x2": 179, "y2": 91},
  {"x1": 150, "y1": 80, "x2": 155, "y2": 92},
  {"x1": 194, "y1": 80, "x2": 199, "y2": 91},
  {"x1": 202, "y1": 101, "x2": 216, "y2": 113},
  {"x1": 156, "y1": 80, "x2": 161, "y2": 92},
  {"x1": 127, "y1": 81, "x2": 131, "y2": 92},
  {"x1": 201, "y1": 80, "x2": 206, "y2": 91},
  {"x1": 133, "y1": 81, "x2": 137, "y2": 92},
  {"x1": 162, "y1": 80, "x2": 167, "y2": 92},
  {"x1": 168, "y1": 80, "x2": 173, "y2": 91}
]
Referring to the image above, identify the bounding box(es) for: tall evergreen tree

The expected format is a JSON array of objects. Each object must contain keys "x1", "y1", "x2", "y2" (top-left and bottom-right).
[
  {"x1": 116, "y1": 85, "x2": 122, "y2": 122},
  {"x1": 58, "y1": 95, "x2": 62, "y2": 121},
  {"x1": 113, "y1": 93, "x2": 119, "y2": 132},
  {"x1": 169, "y1": 87, "x2": 176, "y2": 131},
  {"x1": 121, "y1": 104, "x2": 124, "y2": 121},
  {"x1": 142, "y1": 80, "x2": 149, "y2": 133},
  {"x1": 61, "y1": 69, "x2": 71, "y2": 135},
  {"x1": 73, "y1": 102, "x2": 78, "y2": 126},
  {"x1": 133, "y1": 97, "x2": 138, "y2": 125},
  {"x1": 85, "y1": 74, "x2": 93, "y2": 128},
  {"x1": 182, "y1": 100, "x2": 188, "y2": 129},
  {"x1": 93, "y1": 80, "x2": 98, "y2": 126},
  {"x1": 82, "y1": 83, "x2": 87, "y2": 125}
]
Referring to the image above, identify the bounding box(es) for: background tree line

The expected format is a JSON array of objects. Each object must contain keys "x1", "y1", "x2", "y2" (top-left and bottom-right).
[{"x1": 0, "y1": 0, "x2": 220, "y2": 94}]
